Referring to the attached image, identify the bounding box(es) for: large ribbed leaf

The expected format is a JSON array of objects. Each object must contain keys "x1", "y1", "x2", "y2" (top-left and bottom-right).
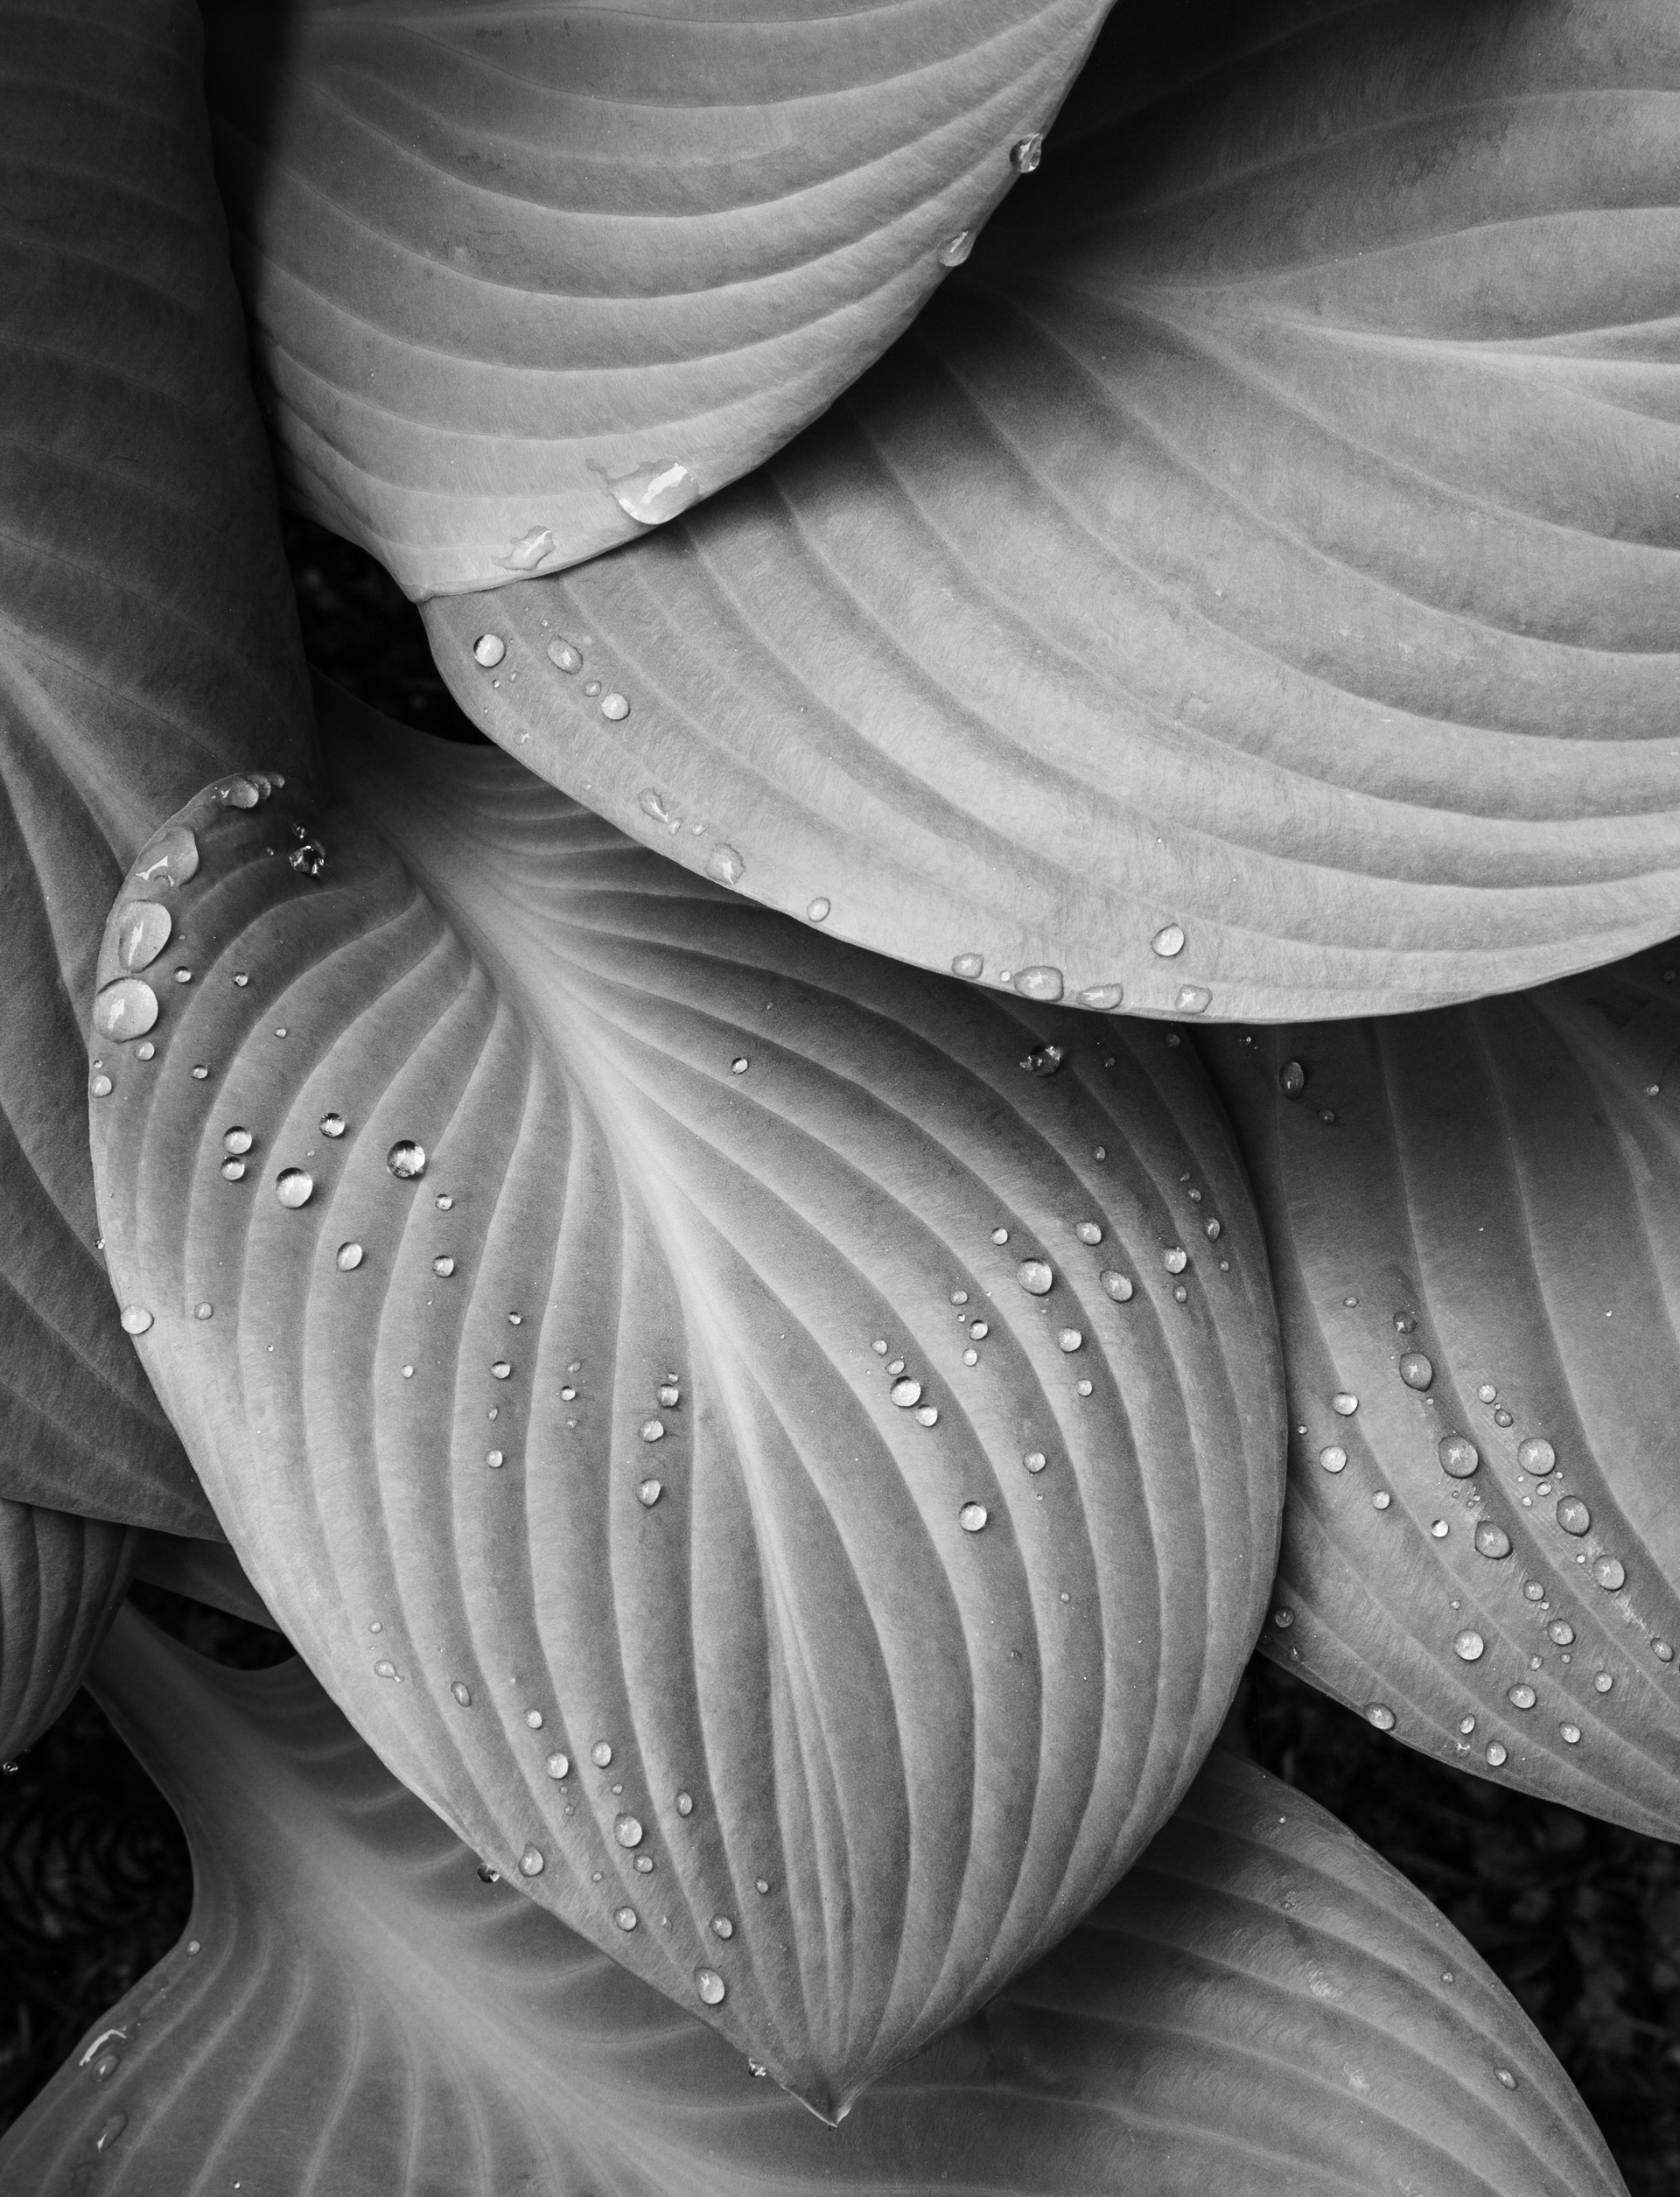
[
  {"x1": 0, "y1": 0, "x2": 315, "y2": 1533},
  {"x1": 1200, "y1": 945, "x2": 1680, "y2": 1838},
  {"x1": 85, "y1": 691, "x2": 1282, "y2": 2114},
  {"x1": 429, "y1": 0, "x2": 1680, "y2": 1024},
  {"x1": 0, "y1": 1501, "x2": 135, "y2": 1760},
  {"x1": 201, "y1": 0, "x2": 1114, "y2": 600},
  {"x1": 0, "y1": 1610, "x2": 1628, "y2": 2195}
]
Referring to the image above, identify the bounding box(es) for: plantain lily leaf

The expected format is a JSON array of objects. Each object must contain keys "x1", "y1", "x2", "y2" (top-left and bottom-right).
[
  {"x1": 0, "y1": 1501, "x2": 136, "y2": 1760},
  {"x1": 130, "y1": 1531, "x2": 281, "y2": 1633},
  {"x1": 200, "y1": 0, "x2": 1115, "y2": 601},
  {"x1": 0, "y1": 0, "x2": 317, "y2": 1535},
  {"x1": 0, "y1": 1608, "x2": 1629, "y2": 2196},
  {"x1": 84, "y1": 689, "x2": 1282, "y2": 2114},
  {"x1": 1200, "y1": 944, "x2": 1680, "y2": 1838},
  {"x1": 427, "y1": 0, "x2": 1680, "y2": 1025}
]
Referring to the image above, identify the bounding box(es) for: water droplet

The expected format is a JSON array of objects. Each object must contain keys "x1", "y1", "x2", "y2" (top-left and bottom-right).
[
  {"x1": 639, "y1": 1417, "x2": 667, "y2": 1445},
  {"x1": 387, "y1": 1140, "x2": 427, "y2": 1179},
  {"x1": 1655, "y1": 1641, "x2": 1676, "y2": 1663},
  {"x1": 1272, "y1": 1608, "x2": 1294, "y2": 1629},
  {"x1": 1524, "y1": 1580, "x2": 1546, "y2": 1601},
  {"x1": 221, "y1": 1127, "x2": 253, "y2": 1158},
  {"x1": 1010, "y1": 132, "x2": 1043, "y2": 171},
  {"x1": 275, "y1": 1168, "x2": 313, "y2": 1208},
  {"x1": 806, "y1": 896, "x2": 830, "y2": 924},
  {"x1": 132, "y1": 823, "x2": 199, "y2": 892},
  {"x1": 1494, "y1": 1407, "x2": 1513, "y2": 1427},
  {"x1": 1557, "y1": 1497, "x2": 1591, "y2": 1536},
  {"x1": 1431, "y1": 1518, "x2": 1450, "y2": 1539},
  {"x1": 705, "y1": 844, "x2": 746, "y2": 887},
  {"x1": 316, "y1": 1113, "x2": 345, "y2": 1141},
  {"x1": 1486, "y1": 1740, "x2": 1508, "y2": 1767},
  {"x1": 1205, "y1": 1217, "x2": 1222, "y2": 1241},
  {"x1": 676, "y1": 1789, "x2": 694, "y2": 1815},
  {"x1": 959, "y1": 1502, "x2": 989, "y2": 1533},
  {"x1": 1560, "y1": 1723, "x2": 1582, "y2": 1746},
  {"x1": 1496, "y1": 2068, "x2": 1518, "y2": 2091},
  {"x1": 89, "y1": 1072, "x2": 113, "y2": 1097},
  {"x1": 1100, "y1": 1269, "x2": 1134, "y2": 1302},
  {"x1": 1332, "y1": 1392, "x2": 1358, "y2": 1417},
  {"x1": 696, "y1": 1966, "x2": 727, "y2": 2005},
  {"x1": 708, "y1": 1913, "x2": 735, "y2": 1942},
  {"x1": 477, "y1": 1863, "x2": 500, "y2": 1884},
  {"x1": 937, "y1": 228, "x2": 973, "y2": 267},
  {"x1": 1593, "y1": 1555, "x2": 1627, "y2": 1592},
  {"x1": 1163, "y1": 1246, "x2": 1189, "y2": 1275},
  {"x1": 949, "y1": 1291, "x2": 968, "y2": 1307},
  {"x1": 491, "y1": 1361, "x2": 512, "y2": 1381},
  {"x1": 614, "y1": 1814, "x2": 644, "y2": 1849},
  {"x1": 637, "y1": 1478, "x2": 662, "y2": 1508},
  {"x1": 610, "y1": 458, "x2": 701, "y2": 527},
  {"x1": 1476, "y1": 1383, "x2": 1497, "y2": 1403},
  {"x1": 1075, "y1": 983, "x2": 1124, "y2": 1011},
  {"x1": 548, "y1": 638, "x2": 582, "y2": 673},
  {"x1": 119, "y1": 1305, "x2": 154, "y2": 1336},
  {"x1": 1438, "y1": 1435, "x2": 1480, "y2": 1479},
  {"x1": 600, "y1": 692, "x2": 630, "y2": 722},
  {"x1": 1023, "y1": 1450, "x2": 1046, "y2": 1473},
  {"x1": 1019, "y1": 1042, "x2": 1065, "y2": 1076},
  {"x1": 592, "y1": 1741, "x2": 613, "y2": 1767},
  {"x1": 485, "y1": 1449, "x2": 504, "y2": 1467},
  {"x1": 194, "y1": 1301, "x2": 213, "y2": 1320},
  {"x1": 220, "y1": 1158, "x2": 247, "y2": 1180},
  {"x1": 1057, "y1": 1327, "x2": 1082, "y2": 1353},
  {"x1": 1364, "y1": 1704, "x2": 1396, "y2": 1732},
  {"x1": 1075, "y1": 1221, "x2": 1103, "y2": 1246},
  {"x1": 472, "y1": 633, "x2": 506, "y2": 668},
  {"x1": 889, "y1": 1377, "x2": 923, "y2": 1409},
  {"x1": 94, "y1": 2111, "x2": 127, "y2": 2152},
  {"x1": 1279, "y1": 1060, "x2": 1306, "y2": 1099},
  {"x1": 950, "y1": 952, "x2": 984, "y2": 979},
  {"x1": 1372, "y1": 1490, "x2": 1391, "y2": 1510},
  {"x1": 451, "y1": 1681, "x2": 472, "y2": 1707},
  {"x1": 93, "y1": 976, "x2": 158, "y2": 1042},
  {"x1": 1507, "y1": 1684, "x2": 1536, "y2": 1711},
  {"x1": 1516, "y1": 1438, "x2": 1556, "y2": 1473},
  {"x1": 436, "y1": 1193, "x2": 453, "y2": 1210},
  {"x1": 728, "y1": 1056, "x2": 750, "y2": 1079},
  {"x1": 522, "y1": 1709, "x2": 543, "y2": 1732},
  {"x1": 1319, "y1": 1445, "x2": 1348, "y2": 1474},
  {"x1": 1174, "y1": 984, "x2": 1213, "y2": 1015},
  {"x1": 374, "y1": 1659, "x2": 396, "y2": 1679},
  {"x1": 584, "y1": 678, "x2": 602, "y2": 697},
  {"x1": 116, "y1": 899, "x2": 173, "y2": 972},
  {"x1": 1398, "y1": 1352, "x2": 1433, "y2": 1390},
  {"x1": 136, "y1": 1041, "x2": 154, "y2": 1058},
  {"x1": 335, "y1": 1242, "x2": 364, "y2": 1272},
  {"x1": 1474, "y1": 1522, "x2": 1513, "y2": 1559},
  {"x1": 520, "y1": 1845, "x2": 545, "y2": 1875},
  {"x1": 1017, "y1": 1258, "x2": 1054, "y2": 1295},
  {"x1": 1151, "y1": 923, "x2": 1186, "y2": 958},
  {"x1": 1012, "y1": 966, "x2": 1064, "y2": 1004},
  {"x1": 89, "y1": 2056, "x2": 120, "y2": 2084},
  {"x1": 1454, "y1": 1630, "x2": 1486, "y2": 1662}
]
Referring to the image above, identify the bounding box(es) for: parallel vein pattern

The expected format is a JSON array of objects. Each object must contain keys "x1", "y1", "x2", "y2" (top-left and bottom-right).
[
  {"x1": 430, "y1": 0, "x2": 1680, "y2": 1023},
  {"x1": 0, "y1": 1613, "x2": 1628, "y2": 2196},
  {"x1": 85, "y1": 703, "x2": 1282, "y2": 2110},
  {"x1": 202, "y1": 0, "x2": 1113, "y2": 598},
  {"x1": 1201, "y1": 943, "x2": 1680, "y2": 1837},
  {"x1": 0, "y1": 1500, "x2": 135, "y2": 1760}
]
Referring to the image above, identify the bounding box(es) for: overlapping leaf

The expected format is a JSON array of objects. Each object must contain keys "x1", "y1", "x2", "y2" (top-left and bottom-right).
[
  {"x1": 0, "y1": 1501, "x2": 135, "y2": 1760},
  {"x1": 200, "y1": 0, "x2": 1113, "y2": 599},
  {"x1": 429, "y1": 0, "x2": 1680, "y2": 1024},
  {"x1": 0, "y1": 1610, "x2": 1628, "y2": 2195},
  {"x1": 85, "y1": 692, "x2": 1282, "y2": 2112},
  {"x1": 1200, "y1": 945, "x2": 1680, "y2": 1838}
]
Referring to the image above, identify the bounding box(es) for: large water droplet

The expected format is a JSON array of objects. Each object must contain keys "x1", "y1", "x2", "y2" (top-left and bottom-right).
[
  {"x1": 1560, "y1": 1723, "x2": 1582, "y2": 1746},
  {"x1": 1164, "y1": 1246, "x2": 1189, "y2": 1275},
  {"x1": 1319, "y1": 1445, "x2": 1348, "y2": 1473},
  {"x1": 1075, "y1": 983, "x2": 1124, "y2": 1011},
  {"x1": 1438, "y1": 1435, "x2": 1479, "y2": 1479},
  {"x1": 89, "y1": 1073, "x2": 112, "y2": 1098},
  {"x1": 220, "y1": 1158, "x2": 247, "y2": 1181},
  {"x1": 1556, "y1": 1497, "x2": 1591, "y2": 1536},
  {"x1": 1398, "y1": 1352, "x2": 1434, "y2": 1390},
  {"x1": 1019, "y1": 1043, "x2": 1064, "y2": 1076},
  {"x1": 614, "y1": 1814, "x2": 644, "y2": 1849},
  {"x1": 1100, "y1": 1269, "x2": 1134, "y2": 1302},
  {"x1": 520, "y1": 1845, "x2": 545, "y2": 1876},
  {"x1": 1057, "y1": 1328, "x2": 1082, "y2": 1354},
  {"x1": 1174, "y1": 984, "x2": 1213, "y2": 1016},
  {"x1": 937, "y1": 229, "x2": 974, "y2": 267},
  {"x1": 1016, "y1": 1258, "x2": 1054, "y2": 1295},
  {"x1": 336, "y1": 1242, "x2": 363, "y2": 1271},
  {"x1": 1548, "y1": 1620, "x2": 1575, "y2": 1646},
  {"x1": 119, "y1": 1305, "x2": 154, "y2": 1335},
  {"x1": 275, "y1": 1169, "x2": 313, "y2": 1209},
  {"x1": 807, "y1": 897, "x2": 830, "y2": 923},
  {"x1": 132, "y1": 823, "x2": 199, "y2": 892},
  {"x1": 1364, "y1": 1704, "x2": 1396, "y2": 1732},
  {"x1": 1023, "y1": 1450, "x2": 1046, "y2": 1473},
  {"x1": 319, "y1": 1111, "x2": 346, "y2": 1139},
  {"x1": 614, "y1": 1905, "x2": 639, "y2": 1930},
  {"x1": 951, "y1": 952, "x2": 984, "y2": 979},
  {"x1": 696, "y1": 1967, "x2": 727, "y2": 2005},
  {"x1": 116, "y1": 900, "x2": 172, "y2": 972},
  {"x1": 548, "y1": 638, "x2": 582, "y2": 674},
  {"x1": 600, "y1": 692, "x2": 630, "y2": 722},
  {"x1": 289, "y1": 840, "x2": 326, "y2": 878},
  {"x1": 592, "y1": 1741, "x2": 613, "y2": 1767},
  {"x1": 1279, "y1": 1060, "x2": 1306, "y2": 1099},
  {"x1": 387, "y1": 1141, "x2": 427, "y2": 1179},
  {"x1": 547, "y1": 1752, "x2": 570, "y2": 1781},
  {"x1": 1474, "y1": 1522, "x2": 1513, "y2": 1559},
  {"x1": 1507, "y1": 1684, "x2": 1536, "y2": 1711},
  {"x1": 472, "y1": 633, "x2": 506, "y2": 668},
  {"x1": 637, "y1": 1478, "x2": 662, "y2": 1507},
  {"x1": 958, "y1": 1502, "x2": 989, "y2": 1533},
  {"x1": 94, "y1": 977, "x2": 159, "y2": 1042},
  {"x1": 611, "y1": 458, "x2": 701, "y2": 527},
  {"x1": 705, "y1": 844, "x2": 746, "y2": 887},
  {"x1": 1010, "y1": 132, "x2": 1043, "y2": 172},
  {"x1": 640, "y1": 1417, "x2": 665, "y2": 1444},
  {"x1": 1453, "y1": 1630, "x2": 1486, "y2": 1662},
  {"x1": 1012, "y1": 966, "x2": 1064, "y2": 1004},
  {"x1": 890, "y1": 1377, "x2": 922, "y2": 1408},
  {"x1": 1151, "y1": 923, "x2": 1186, "y2": 958},
  {"x1": 1656, "y1": 1640, "x2": 1676, "y2": 1663},
  {"x1": 1593, "y1": 1555, "x2": 1627, "y2": 1592},
  {"x1": 1516, "y1": 1438, "x2": 1556, "y2": 1473},
  {"x1": 710, "y1": 1913, "x2": 734, "y2": 1940},
  {"x1": 1486, "y1": 1741, "x2": 1508, "y2": 1767}
]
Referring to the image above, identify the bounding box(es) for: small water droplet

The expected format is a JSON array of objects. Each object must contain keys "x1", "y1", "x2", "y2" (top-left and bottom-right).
[
  {"x1": 1593, "y1": 1554, "x2": 1627, "y2": 1592},
  {"x1": 275, "y1": 1168, "x2": 313, "y2": 1208},
  {"x1": 1655, "y1": 1640, "x2": 1675, "y2": 1663},
  {"x1": 696, "y1": 1966, "x2": 727, "y2": 2005},
  {"x1": 132, "y1": 822, "x2": 199, "y2": 892},
  {"x1": 636, "y1": 1478, "x2": 662, "y2": 1508},
  {"x1": 436, "y1": 1193, "x2": 453, "y2": 1210},
  {"x1": 1164, "y1": 1246, "x2": 1189, "y2": 1275},
  {"x1": 1516, "y1": 1438, "x2": 1556, "y2": 1473},
  {"x1": 675, "y1": 1789, "x2": 694, "y2": 1816},
  {"x1": 806, "y1": 896, "x2": 830, "y2": 923},
  {"x1": 1019, "y1": 1042, "x2": 1065, "y2": 1075},
  {"x1": 1010, "y1": 132, "x2": 1043, "y2": 172},
  {"x1": 610, "y1": 458, "x2": 701, "y2": 527},
  {"x1": 889, "y1": 1377, "x2": 923, "y2": 1408},
  {"x1": 705, "y1": 844, "x2": 746, "y2": 887},
  {"x1": 547, "y1": 638, "x2": 583, "y2": 673},
  {"x1": 89, "y1": 1072, "x2": 113, "y2": 1097},
  {"x1": 1012, "y1": 966, "x2": 1064, "y2": 1004},
  {"x1": 1100, "y1": 1269, "x2": 1134, "y2": 1302},
  {"x1": 1547, "y1": 1620, "x2": 1575, "y2": 1647},
  {"x1": 1023, "y1": 1450, "x2": 1046, "y2": 1473},
  {"x1": 523, "y1": 1709, "x2": 543, "y2": 1730},
  {"x1": 1075, "y1": 983, "x2": 1124, "y2": 1011},
  {"x1": 951, "y1": 952, "x2": 984, "y2": 978},
  {"x1": 639, "y1": 1417, "x2": 666, "y2": 1445},
  {"x1": 1056, "y1": 1327, "x2": 1082, "y2": 1353},
  {"x1": 451, "y1": 1681, "x2": 472, "y2": 1707},
  {"x1": 1174, "y1": 984, "x2": 1213, "y2": 1015},
  {"x1": 1398, "y1": 1352, "x2": 1433, "y2": 1390},
  {"x1": 318, "y1": 1112, "x2": 346, "y2": 1140},
  {"x1": 491, "y1": 1360, "x2": 512, "y2": 1381},
  {"x1": 220, "y1": 1158, "x2": 247, "y2": 1183},
  {"x1": 1272, "y1": 1608, "x2": 1294, "y2": 1629},
  {"x1": 520, "y1": 1845, "x2": 545, "y2": 1875},
  {"x1": 729, "y1": 1056, "x2": 749, "y2": 1077},
  {"x1": 614, "y1": 1814, "x2": 644, "y2": 1849},
  {"x1": 1557, "y1": 1497, "x2": 1591, "y2": 1536},
  {"x1": 335, "y1": 1242, "x2": 363, "y2": 1272},
  {"x1": 1438, "y1": 1435, "x2": 1479, "y2": 1479},
  {"x1": 1496, "y1": 2068, "x2": 1518, "y2": 2091},
  {"x1": 136, "y1": 1041, "x2": 154, "y2": 1059},
  {"x1": 94, "y1": 976, "x2": 159, "y2": 1042},
  {"x1": 288, "y1": 839, "x2": 326, "y2": 878},
  {"x1": 592, "y1": 1741, "x2": 613, "y2": 1767},
  {"x1": 1474, "y1": 1522, "x2": 1513, "y2": 1559},
  {"x1": 613, "y1": 1904, "x2": 639, "y2": 1930},
  {"x1": 1431, "y1": 1518, "x2": 1450, "y2": 1539},
  {"x1": 1364, "y1": 1704, "x2": 1396, "y2": 1732},
  {"x1": 374, "y1": 1659, "x2": 396, "y2": 1679},
  {"x1": 1017, "y1": 1258, "x2": 1054, "y2": 1295},
  {"x1": 937, "y1": 228, "x2": 973, "y2": 267},
  {"x1": 94, "y1": 2111, "x2": 127, "y2": 2152},
  {"x1": 1560, "y1": 1723, "x2": 1582, "y2": 1746},
  {"x1": 1372, "y1": 1490, "x2": 1391, "y2": 1509},
  {"x1": 1319, "y1": 1445, "x2": 1348, "y2": 1474},
  {"x1": 915, "y1": 1403, "x2": 940, "y2": 1426},
  {"x1": 477, "y1": 1863, "x2": 500, "y2": 1884},
  {"x1": 1524, "y1": 1580, "x2": 1545, "y2": 1601},
  {"x1": 1507, "y1": 1683, "x2": 1536, "y2": 1711},
  {"x1": 193, "y1": 1301, "x2": 213, "y2": 1320},
  {"x1": 1279, "y1": 1060, "x2": 1306, "y2": 1098},
  {"x1": 1151, "y1": 923, "x2": 1185, "y2": 958},
  {"x1": 1205, "y1": 1217, "x2": 1222, "y2": 1241},
  {"x1": 958, "y1": 1502, "x2": 989, "y2": 1533},
  {"x1": 584, "y1": 678, "x2": 602, "y2": 697},
  {"x1": 1494, "y1": 1407, "x2": 1513, "y2": 1427},
  {"x1": 485, "y1": 1449, "x2": 504, "y2": 1467},
  {"x1": 600, "y1": 692, "x2": 630, "y2": 722},
  {"x1": 119, "y1": 1305, "x2": 154, "y2": 1336},
  {"x1": 387, "y1": 1140, "x2": 427, "y2": 1179},
  {"x1": 116, "y1": 899, "x2": 173, "y2": 972},
  {"x1": 472, "y1": 633, "x2": 507, "y2": 668},
  {"x1": 544, "y1": 1751, "x2": 570, "y2": 1781},
  {"x1": 1485, "y1": 1740, "x2": 1508, "y2": 1767},
  {"x1": 1454, "y1": 1630, "x2": 1486, "y2": 1662}
]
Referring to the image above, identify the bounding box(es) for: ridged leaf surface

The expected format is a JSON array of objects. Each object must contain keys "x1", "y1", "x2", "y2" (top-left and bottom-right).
[
  {"x1": 0, "y1": 1500, "x2": 135, "y2": 1760},
  {"x1": 1200, "y1": 947, "x2": 1680, "y2": 1837},
  {"x1": 430, "y1": 0, "x2": 1680, "y2": 1023},
  {"x1": 0, "y1": 1611, "x2": 1628, "y2": 2196},
  {"x1": 85, "y1": 696, "x2": 1282, "y2": 2112},
  {"x1": 201, "y1": 0, "x2": 1113, "y2": 598}
]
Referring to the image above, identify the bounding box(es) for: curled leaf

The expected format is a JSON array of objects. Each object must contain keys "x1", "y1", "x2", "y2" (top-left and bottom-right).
[
  {"x1": 1201, "y1": 948, "x2": 1680, "y2": 1837},
  {"x1": 0, "y1": 1501, "x2": 135, "y2": 1760},
  {"x1": 202, "y1": 0, "x2": 1113, "y2": 598},
  {"x1": 0, "y1": 1610, "x2": 1628, "y2": 2196},
  {"x1": 430, "y1": 0, "x2": 1680, "y2": 1021},
  {"x1": 86, "y1": 698, "x2": 1282, "y2": 2112}
]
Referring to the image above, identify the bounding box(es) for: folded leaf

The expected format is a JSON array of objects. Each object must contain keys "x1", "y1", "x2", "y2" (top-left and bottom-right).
[
  {"x1": 201, "y1": 0, "x2": 1113, "y2": 600},
  {"x1": 1200, "y1": 946, "x2": 1680, "y2": 1837},
  {"x1": 85, "y1": 696, "x2": 1282, "y2": 2112},
  {"x1": 0, "y1": 1501, "x2": 135, "y2": 1760},
  {"x1": 0, "y1": 1609, "x2": 1628, "y2": 2196},
  {"x1": 428, "y1": 0, "x2": 1680, "y2": 1023},
  {"x1": 130, "y1": 1532, "x2": 281, "y2": 1634}
]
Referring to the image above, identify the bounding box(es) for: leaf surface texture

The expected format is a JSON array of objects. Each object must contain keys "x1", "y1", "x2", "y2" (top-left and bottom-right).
[{"x1": 0, "y1": 1500, "x2": 135, "y2": 1760}]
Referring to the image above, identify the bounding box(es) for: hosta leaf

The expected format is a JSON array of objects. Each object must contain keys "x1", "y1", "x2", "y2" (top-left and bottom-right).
[
  {"x1": 1200, "y1": 946, "x2": 1680, "y2": 1838},
  {"x1": 200, "y1": 0, "x2": 1114, "y2": 600},
  {"x1": 85, "y1": 693, "x2": 1282, "y2": 2113},
  {"x1": 130, "y1": 1531, "x2": 281, "y2": 1633},
  {"x1": 0, "y1": 1501, "x2": 135, "y2": 1760},
  {"x1": 429, "y1": 0, "x2": 1680, "y2": 1024},
  {"x1": 0, "y1": 0, "x2": 318, "y2": 1532},
  {"x1": 0, "y1": 1611, "x2": 1628, "y2": 2197}
]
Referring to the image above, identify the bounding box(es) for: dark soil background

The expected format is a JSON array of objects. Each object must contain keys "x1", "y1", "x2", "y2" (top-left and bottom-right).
[{"x1": 3, "y1": 519, "x2": 1676, "y2": 2187}]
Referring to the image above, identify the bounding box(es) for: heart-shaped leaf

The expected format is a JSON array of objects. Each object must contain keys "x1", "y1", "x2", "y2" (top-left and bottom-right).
[
  {"x1": 0, "y1": 1607, "x2": 1628, "y2": 2195},
  {"x1": 85, "y1": 692, "x2": 1282, "y2": 2113},
  {"x1": 0, "y1": 1501, "x2": 135, "y2": 1760},
  {"x1": 427, "y1": 0, "x2": 1680, "y2": 1023},
  {"x1": 1200, "y1": 947, "x2": 1680, "y2": 1838},
  {"x1": 200, "y1": 0, "x2": 1115, "y2": 600},
  {"x1": 1, "y1": 0, "x2": 316, "y2": 1535}
]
